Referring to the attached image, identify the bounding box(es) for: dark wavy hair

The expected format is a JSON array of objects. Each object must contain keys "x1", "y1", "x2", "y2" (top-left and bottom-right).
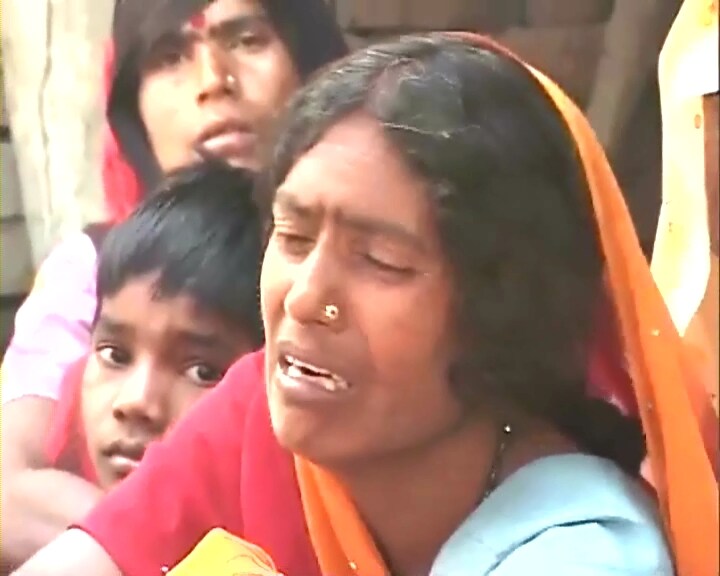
[
  {"x1": 97, "y1": 160, "x2": 264, "y2": 345},
  {"x1": 261, "y1": 34, "x2": 645, "y2": 475}
]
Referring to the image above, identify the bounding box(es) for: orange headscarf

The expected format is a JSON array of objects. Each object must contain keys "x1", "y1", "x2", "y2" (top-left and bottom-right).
[{"x1": 295, "y1": 32, "x2": 720, "y2": 576}]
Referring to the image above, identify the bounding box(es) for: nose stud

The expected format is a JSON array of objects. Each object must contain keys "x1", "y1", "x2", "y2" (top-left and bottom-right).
[{"x1": 323, "y1": 304, "x2": 339, "y2": 322}]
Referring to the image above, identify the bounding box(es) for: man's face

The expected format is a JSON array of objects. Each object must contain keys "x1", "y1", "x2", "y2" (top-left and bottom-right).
[
  {"x1": 82, "y1": 274, "x2": 255, "y2": 489},
  {"x1": 138, "y1": 0, "x2": 300, "y2": 172}
]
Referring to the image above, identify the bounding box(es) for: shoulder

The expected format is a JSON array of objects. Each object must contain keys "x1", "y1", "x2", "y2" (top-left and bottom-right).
[
  {"x1": 431, "y1": 455, "x2": 673, "y2": 576},
  {"x1": 22, "y1": 231, "x2": 98, "y2": 303},
  {"x1": 488, "y1": 520, "x2": 673, "y2": 575},
  {"x1": 217, "y1": 348, "x2": 266, "y2": 408},
  {"x1": 36, "y1": 231, "x2": 98, "y2": 283},
  {"x1": 1, "y1": 233, "x2": 99, "y2": 403},
  {"x1": 146, "y1": 349, "x2": 267, "y2": 448}
]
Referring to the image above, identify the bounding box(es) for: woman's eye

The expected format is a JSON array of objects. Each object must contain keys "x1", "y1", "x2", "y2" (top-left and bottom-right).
[
  {"x1": 96, "y1": 345, "x2": 132, "y2": 368},
  {"x1": 185, "y1": 364, "x2": 225, "y2": 388},
  {"x1": 364, "y1": 254, "x2": 415, "y2": 277},
  {"x1": 227, "y1": 31, "x2": 266, "y2": 50},
  {"x1": 158, "y1": 50, "x2": 186, "y2": 68},
  {"x1": 142, "y1": 41, "x2": 189, "y2": 72},
  {"x1": 273, "y1": 230, "x2": 315, "y2": 256}
]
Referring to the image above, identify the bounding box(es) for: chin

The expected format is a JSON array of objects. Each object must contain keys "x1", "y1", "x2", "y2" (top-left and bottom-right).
[
  {"x1": 223, "y1": 155, "x2": 260, "y2": 171},
  {"x1": 268, "y1": 401, "x2": 352, "y2": 466},
  {"x1": 95, "y1": 467, "x2": 118, "y2": 491},
  {"x1": 269, "y1": 401, "x2": 319, "y2": 454}
]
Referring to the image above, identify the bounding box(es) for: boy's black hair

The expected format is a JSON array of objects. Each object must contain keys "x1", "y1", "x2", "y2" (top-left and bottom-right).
[{"x1": 96, "y1": 160, "x2": 263, "y2": 344}]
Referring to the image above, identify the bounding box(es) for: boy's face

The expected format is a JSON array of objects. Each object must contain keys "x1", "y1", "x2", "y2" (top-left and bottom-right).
[{"x1": 82, "y1": 274, "x2": 256, "y2": 489}]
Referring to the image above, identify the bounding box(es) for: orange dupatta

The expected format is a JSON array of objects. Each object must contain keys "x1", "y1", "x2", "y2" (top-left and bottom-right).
[{"x1": 294, "y1": 32, "x2": 720, "y2": 576}]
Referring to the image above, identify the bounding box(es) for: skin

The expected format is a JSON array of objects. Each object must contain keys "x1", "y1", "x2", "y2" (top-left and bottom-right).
[
  {"x1": 0, "y1": 399, "x2": 103, "y2": 574},
  {"x1": 138, "y1": 0, "x2": 300, "y2": 172},
  {"x1": 2, "y1": 0, "x2": 299, "y2": 567},
  {"x1": 84, "y1": 275, "x2": 254, "y2": 489},
  {"x1": 263, "y1": 115, "x2": 461, "y2": 464},
  {"x1": 12, "y1": 116, "x2": 572, "y2": 576}
]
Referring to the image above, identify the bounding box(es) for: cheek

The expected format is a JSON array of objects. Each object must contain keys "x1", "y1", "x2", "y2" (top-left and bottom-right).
[
  {"x1": 369, "y1": 278, "x2": 453, "y2": 355},
  {"x1": 80, "y1": 361, "x2": 117, "y2": 444},
  {"x1": 259, "y1": 246, "x2": 290, "y2": 331},
  {"x1": 241, "y1": 48, "x2": 300, "y2": 113},
  {"x1": 168, "y1": 387, "x2": 209, "y2": 428},
  {"x1": 268, "y1": 52, "x2": 300, "y2": 102},
  {"x1": 138, "y1": 82, "x2": 188, "y2": 165},
  {"x1": 362, "y1": 281, "x2": 456, "y2": 403}
]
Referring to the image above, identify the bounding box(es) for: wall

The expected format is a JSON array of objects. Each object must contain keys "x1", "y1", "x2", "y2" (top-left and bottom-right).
[
  {"x1": 1, "y1": 93, "x2": 33, "y2": 296},
  {"x1": 1, "y1": 0, "x2": 112, "y2": 275}
]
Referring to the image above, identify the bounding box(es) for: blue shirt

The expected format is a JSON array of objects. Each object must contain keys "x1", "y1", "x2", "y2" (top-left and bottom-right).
[{"x1": 430, "y1": 454, "x2": 674, "y2": 575}]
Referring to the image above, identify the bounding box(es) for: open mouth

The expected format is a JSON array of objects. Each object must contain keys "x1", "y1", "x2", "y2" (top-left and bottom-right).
[
  {"x1": 195, "y1": 119, "x2": 256, "y2": 162},
  {"x1": 102, "y1": 441, "x2": 147, "y2": 479},
  {"x1": 279, "y1": 354, "x2": 351, "y2": 393},
  {"x1": 109, "y1": 453, "x2": 142, "y2": 477}
]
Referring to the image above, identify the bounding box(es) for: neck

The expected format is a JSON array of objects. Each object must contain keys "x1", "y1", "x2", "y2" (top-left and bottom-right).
[{"x1": 334, "y1": 417, "x2": 499, "y2": 576}]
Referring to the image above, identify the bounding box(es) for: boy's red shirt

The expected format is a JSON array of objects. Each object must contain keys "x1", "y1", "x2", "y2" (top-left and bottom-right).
[{"x1": 45, "y1": 357, "x2": 99, "y2": 485}]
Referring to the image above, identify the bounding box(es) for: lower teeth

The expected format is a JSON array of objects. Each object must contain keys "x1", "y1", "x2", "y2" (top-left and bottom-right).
[
  {"x1": 287, "y1": 365, "x2": 304, "y2": 378},
  {"x1": 285, "y1": 364, "x2": 344, "y2": 392}
]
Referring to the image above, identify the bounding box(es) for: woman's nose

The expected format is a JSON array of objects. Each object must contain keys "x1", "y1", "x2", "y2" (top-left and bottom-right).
[
  {"x1": 283, "y1": 245, "x2": 344, "y2": 328},
  {"x1": 195, "y1": 43, "x2": 236, "y2": 103}
]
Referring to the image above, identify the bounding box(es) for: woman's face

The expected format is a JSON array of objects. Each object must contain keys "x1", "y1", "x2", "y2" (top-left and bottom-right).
[
  {"x1": 138, "y1": 0, "x2": 300, "y2": 172},
  {"x1": 261, "y1": 114, "x2": 464, "y2": 466}
]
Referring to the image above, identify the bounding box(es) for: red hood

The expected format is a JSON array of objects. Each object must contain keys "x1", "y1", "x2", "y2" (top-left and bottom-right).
[{"x1": 102, "y1": 43, "x2": 141, "y2": 223}]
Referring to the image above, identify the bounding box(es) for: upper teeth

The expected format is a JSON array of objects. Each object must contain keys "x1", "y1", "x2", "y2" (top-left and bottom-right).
[{"x1": 284, "y1": 355, "x2": 349, "y2": 391}]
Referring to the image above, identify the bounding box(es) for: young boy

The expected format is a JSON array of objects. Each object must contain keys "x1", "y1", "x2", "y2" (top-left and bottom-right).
[{"x1": 46, "y1": 161, "x2": 264, "y2": 489}]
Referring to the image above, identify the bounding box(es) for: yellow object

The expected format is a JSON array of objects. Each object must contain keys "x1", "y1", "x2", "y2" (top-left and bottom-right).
[
  {"x1": 653, "y1": 0, "x2": 719, "y2": 411},
  {"x1": 167, "y1": 528, "x2": 282, "y2": 576}
]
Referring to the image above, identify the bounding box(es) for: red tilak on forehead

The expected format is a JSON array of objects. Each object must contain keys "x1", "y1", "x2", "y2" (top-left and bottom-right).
[{"x1": 189, "y1": 10, "x2": 207, "y2": 29}]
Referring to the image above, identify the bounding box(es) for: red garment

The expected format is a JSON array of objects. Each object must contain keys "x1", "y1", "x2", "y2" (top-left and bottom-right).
[
  {"x1": 45, "y1": 357, "x2": 99, "y2": 484},
  {"x1": 586, "y1": 294, "x2": 638, "y2": 415},
  {"x1": 101, "y1": 43, "x2": 142, "y2": 223},
  {"x1": 78, "y1": 350, "x2": 320, "y2": 576}
]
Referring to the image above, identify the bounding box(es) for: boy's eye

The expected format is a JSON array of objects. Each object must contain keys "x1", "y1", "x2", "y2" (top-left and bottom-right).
[
  {"x1": 97, "y1": 345, "x2": 132, "y2": 368},
  {"x1": 185, "y1": 363, "x2": 225, "y2": 388}
]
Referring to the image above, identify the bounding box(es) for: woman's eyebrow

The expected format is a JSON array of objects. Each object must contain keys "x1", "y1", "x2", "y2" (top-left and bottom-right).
[
  {"x1": 337, "y1": 213, "x2": 427, "y2": 252},
  {"x1": 273, "y1": 189, "x2": 321, "y2": 220},
  {"x1": 207, "y1": 14, "x2": 270, "y2": 40},
  {"x1": 274, "y1": 189, "x2": 427, "y2": 252},
  {"x1": 149, "y1": 13, "x2": 270, "y2": 51}
]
